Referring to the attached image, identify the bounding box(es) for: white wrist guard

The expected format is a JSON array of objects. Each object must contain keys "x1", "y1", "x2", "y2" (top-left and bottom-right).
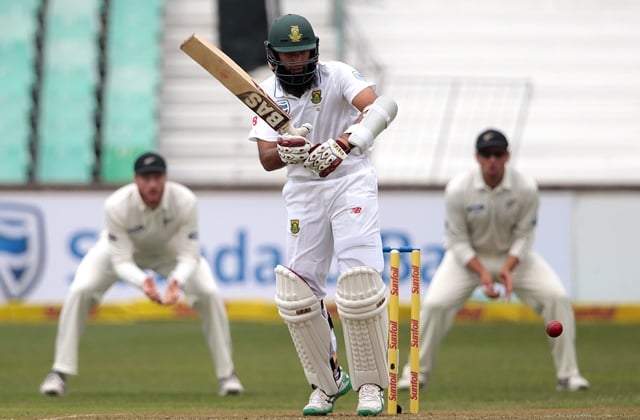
[{"x1": 345, "y1": 96, "x2": 398, "y2": 152}]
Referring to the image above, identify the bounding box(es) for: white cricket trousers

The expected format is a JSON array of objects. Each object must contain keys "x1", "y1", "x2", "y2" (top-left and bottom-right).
[
  {"x1": 412, "y1": 251, "x2": 581, "y2": 381},
  {"x1": 282, "y1": 165, "x2": 384, "y2": 300},
  {"x1": 51, "y1": 240, "x2": 236, "y2": 379}
]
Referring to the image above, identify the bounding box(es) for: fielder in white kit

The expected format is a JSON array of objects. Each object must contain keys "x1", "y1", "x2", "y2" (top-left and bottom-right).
[
  {"x1": 248, "y1": 14, "x2": 398, "y2": 416},
  {"x1": 39, "y1": 152, "x2": 244, "y2": 397},
  {"x1": 397, "y1": 129, "x2": 590, "y2": 392}
]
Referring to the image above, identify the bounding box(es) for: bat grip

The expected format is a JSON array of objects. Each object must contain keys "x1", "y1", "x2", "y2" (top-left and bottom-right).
[{"x1": 285, "y1": 123, "x2": 313, "y2": 137}]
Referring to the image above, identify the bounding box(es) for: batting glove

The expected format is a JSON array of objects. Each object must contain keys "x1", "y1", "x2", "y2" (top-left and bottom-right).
[
  {"x1": 276, "y1": 134, "x2": 312, "y2": 165},
  {"x1": 304, "y1": 138, "x2": 350, "y2": 178}
]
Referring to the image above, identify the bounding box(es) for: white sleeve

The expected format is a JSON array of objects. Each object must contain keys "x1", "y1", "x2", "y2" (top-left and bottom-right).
[
  {"x1": 105, "y1": 204, "x2": 148, "y2": 288},
  {"x1": 334, "y1": 61, "x2": 376, "y2": 104},
  {"x1": 248, "y1": 115, "x2": 279, "y2": 143},
  {"x1": 168, "y1": 198, "x2": 200, "y2": 285},
  {"x1": 508, "y1": 187, "x2": 538, "y2": 259},
  {"x1": 444, "y1": 181, "x2": 476, "y2": 265}
]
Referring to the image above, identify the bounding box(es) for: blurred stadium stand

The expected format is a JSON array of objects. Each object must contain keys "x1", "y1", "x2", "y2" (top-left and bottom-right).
[
  {"x1": 348, "y1": 0, "x2": 640, "y2": 185},
  {"x1": 1, "y1": 0, "x2": 639, "y2": 187},
  {"x1": 0, "y1": 0, "x2": 40, "y2": 183},
  {"x1": 160, "y1": 0, "x2": 640, "y2": 187},
  {"x1": 100, "y1": 0, "x2": 163, "y2": 184},
  {"x1": 36, "y1": 0, "x2": 101, "y2": 184}
]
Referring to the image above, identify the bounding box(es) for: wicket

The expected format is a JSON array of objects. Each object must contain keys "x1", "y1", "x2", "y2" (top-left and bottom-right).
[{"x1": 384, "y1": 246, "x2": 421, "y2": 415}]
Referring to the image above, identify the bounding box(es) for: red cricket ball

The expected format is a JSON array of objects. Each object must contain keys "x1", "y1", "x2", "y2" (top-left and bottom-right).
[{"x1": 546, "y1": 320, "x2": 563, "y2": 337}]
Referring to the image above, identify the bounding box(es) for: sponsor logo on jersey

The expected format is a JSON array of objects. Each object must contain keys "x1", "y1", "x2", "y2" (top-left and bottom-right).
[
  {"x1": 290, "y1": 219, "x2": 300, "y2": 234},
  {"x1": 0, "y1": 203, "x2": 45, "y2": 299},
  {"x1": 127, "y1": 224, "x2": 145, "y2": 233},
  {"x1": 277, "y1": 99, "x2": 290, "y2": 114},
  {"x1": 311, "y1": 90, "x2": 322, "y2": 104},
  {"x1": 466, "y1": 204, "x2": 485, "y2": 213},
  {"x1": 352, "y1": 70, "x2": 365, "y2": 80}
]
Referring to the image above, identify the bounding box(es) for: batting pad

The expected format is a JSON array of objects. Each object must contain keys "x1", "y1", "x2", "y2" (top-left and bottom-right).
[
  {"x1": 335, "y1": 266, "x2": 389, "y2": 390},
  {"x1": 274, "y1": 265, "x2": 339, "y2": 395}
]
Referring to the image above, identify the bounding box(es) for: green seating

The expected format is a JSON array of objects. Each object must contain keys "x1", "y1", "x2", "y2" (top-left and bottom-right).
[
  {"x1": 109, "y1": 0, "x2": 163, "y2": 21},
  {"x1": 106, "y1": 41, "x2": 160, "y2": 68},
  {"x1": 0, "y1": 84, "x2": 32, "y2": 116},
  {"x1": 0, "y1": 42, "x2": 36, "y2": 92},
  {"x1": 45, "y1": 15, "x2": 100, "y2": 41},
  {"x1": 40, "y1": 80, "x2": 97, "y2": 118},
  {"x1": 0, "y1": 0, "x2": 40, "y2": 42},
  {"x1": 104, "y1": 63, "x2": 160, "y2": 95},
  {"x1": 0, "y1": 1, "x2": 40, "y2": 184},
  {"x1": 0, "y1": 144, "x2": 30, "y2": 183},
  {"x1": 36, "y1": 0, "x2": 102, "y2": 184},
  {"x1": 46, "y1": 0, "x2": 101, "y2": 22},
  {"x1": 0, "y1": 0, "x2": 40, "y2": 13},
  {"x1": 41, "y1": 40, "x2": 99, "y2": 81},
  {"x1": 98, "y1": 0, "x2": 164, "y2": 184},
  {"x1": 35, "y1": 135, "x2": 95, "y2": 184},
  {"x1": 0, "y1": 117, "x2": 31, "y2": 183},
  {"x1": 100, "y1": 143, "x2": 152, "y2": 184}
]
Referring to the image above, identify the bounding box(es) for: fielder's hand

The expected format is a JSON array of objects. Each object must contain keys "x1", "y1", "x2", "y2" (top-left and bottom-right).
[
  {"x1": 276, "y1": 134, "x2": 312, "y2": 165},
  {"x1": 479, "y1": 271, "x2": 500, "y2": 299},
  {"x1": 162, "y1": 279, "x2": 181, "y2": 306},
  {"x1": 142, "y1": 276, "x2": 162, "y2": 304},
  {"x1": 498, "y1": 269, "x2": 513, "y2": 301},
  {"x1": 303, "y1": 138, "x2": 350, "y2": 177}
]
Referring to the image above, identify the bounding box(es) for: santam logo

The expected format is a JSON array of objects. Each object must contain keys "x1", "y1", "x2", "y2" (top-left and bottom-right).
[{"x1": 0, "y1": 203, "x2": 45, "y2": 299}]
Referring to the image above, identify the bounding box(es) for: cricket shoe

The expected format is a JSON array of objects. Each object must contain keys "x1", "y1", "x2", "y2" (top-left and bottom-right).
[
  {"x1": 557, "y1": 375, "x2": 590, "y2": 391},
  {"x1": 397, "y1": 365, "x2": 426, "y2": 391},
  {"x1": 356, "y1": 383, "x2": 384, "y2": 416},
  {"x1": 219, "y1": 373, "x2": 244, "y2": 396},
  {"x1": 302, "y1": 367, "x2": 352, "y2": 416},
  {"x1": 39, "y1": 371, "x2": 66, "y2": 397}
]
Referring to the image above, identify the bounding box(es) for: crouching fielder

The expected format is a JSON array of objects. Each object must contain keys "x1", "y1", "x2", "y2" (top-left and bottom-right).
[
  {"x1": 250, "y1": 13, "x2": 398, "y2": 416},
  {"x1": 39, "y1": 152, "x2": 244, "y2": 397}
]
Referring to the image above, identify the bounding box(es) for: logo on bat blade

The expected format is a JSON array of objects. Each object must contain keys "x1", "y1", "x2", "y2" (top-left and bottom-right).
[{"x1": 238, "y1": 91, "x2": 287, "y2": 131}]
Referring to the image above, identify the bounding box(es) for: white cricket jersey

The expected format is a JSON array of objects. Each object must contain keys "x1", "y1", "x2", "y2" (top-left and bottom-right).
[
  {"x1": 101, "y1": 181, "x2": 200, "y2": 287},
  {"x1": 444, "y1": 166, "x2": 539, "y2": 265},
  {"x1": 248, "y1": 61, "x2": 375, "y2": 180}
]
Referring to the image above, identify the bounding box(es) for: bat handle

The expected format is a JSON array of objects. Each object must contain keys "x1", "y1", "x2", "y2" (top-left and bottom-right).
[{"x1": 286, "y1": 123, "x2": 313, "y2": 137}]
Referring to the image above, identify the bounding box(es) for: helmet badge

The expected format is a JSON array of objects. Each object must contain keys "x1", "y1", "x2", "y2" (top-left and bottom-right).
[{"x1": 289, "y1": 25, "x2": 303, "y2": 43}]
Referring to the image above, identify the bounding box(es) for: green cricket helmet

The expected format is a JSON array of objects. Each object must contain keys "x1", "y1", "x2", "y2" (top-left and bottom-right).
[{"x1": 264, "y1": 14, "x2": 319, "y2": 87}]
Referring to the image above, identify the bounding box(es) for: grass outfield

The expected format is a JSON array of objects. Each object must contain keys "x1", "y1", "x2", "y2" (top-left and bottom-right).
[{"x1": 0, "y1": 320, "x2": 638, "y2": 419}]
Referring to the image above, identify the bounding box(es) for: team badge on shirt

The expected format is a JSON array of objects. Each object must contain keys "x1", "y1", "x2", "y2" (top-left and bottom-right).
[
  {"x1": 311, "y1": 90, "x2": 322, "y2": 104},
  {"x1": 290, "y1": 219, "x2": 300, "y2": 234}
]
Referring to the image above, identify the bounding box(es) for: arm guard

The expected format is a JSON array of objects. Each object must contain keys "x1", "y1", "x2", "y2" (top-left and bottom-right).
[{"x1": 345, "y1": 96, "x2": 398, "y2": 152}]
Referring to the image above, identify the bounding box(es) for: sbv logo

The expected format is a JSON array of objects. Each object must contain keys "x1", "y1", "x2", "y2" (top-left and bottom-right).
[{"x1": 0, "y1": 203, "x2": 45, "y2": 299}]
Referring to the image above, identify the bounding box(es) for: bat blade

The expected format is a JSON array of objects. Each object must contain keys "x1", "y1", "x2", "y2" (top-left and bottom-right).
[{"x1": 180, "y1": 34, "x2": 310, "y2": 136}]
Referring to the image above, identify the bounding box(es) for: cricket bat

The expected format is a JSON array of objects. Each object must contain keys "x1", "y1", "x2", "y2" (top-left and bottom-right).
[{"x1": 180, "y1": 34, "x2": 311, "y2": 136}]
